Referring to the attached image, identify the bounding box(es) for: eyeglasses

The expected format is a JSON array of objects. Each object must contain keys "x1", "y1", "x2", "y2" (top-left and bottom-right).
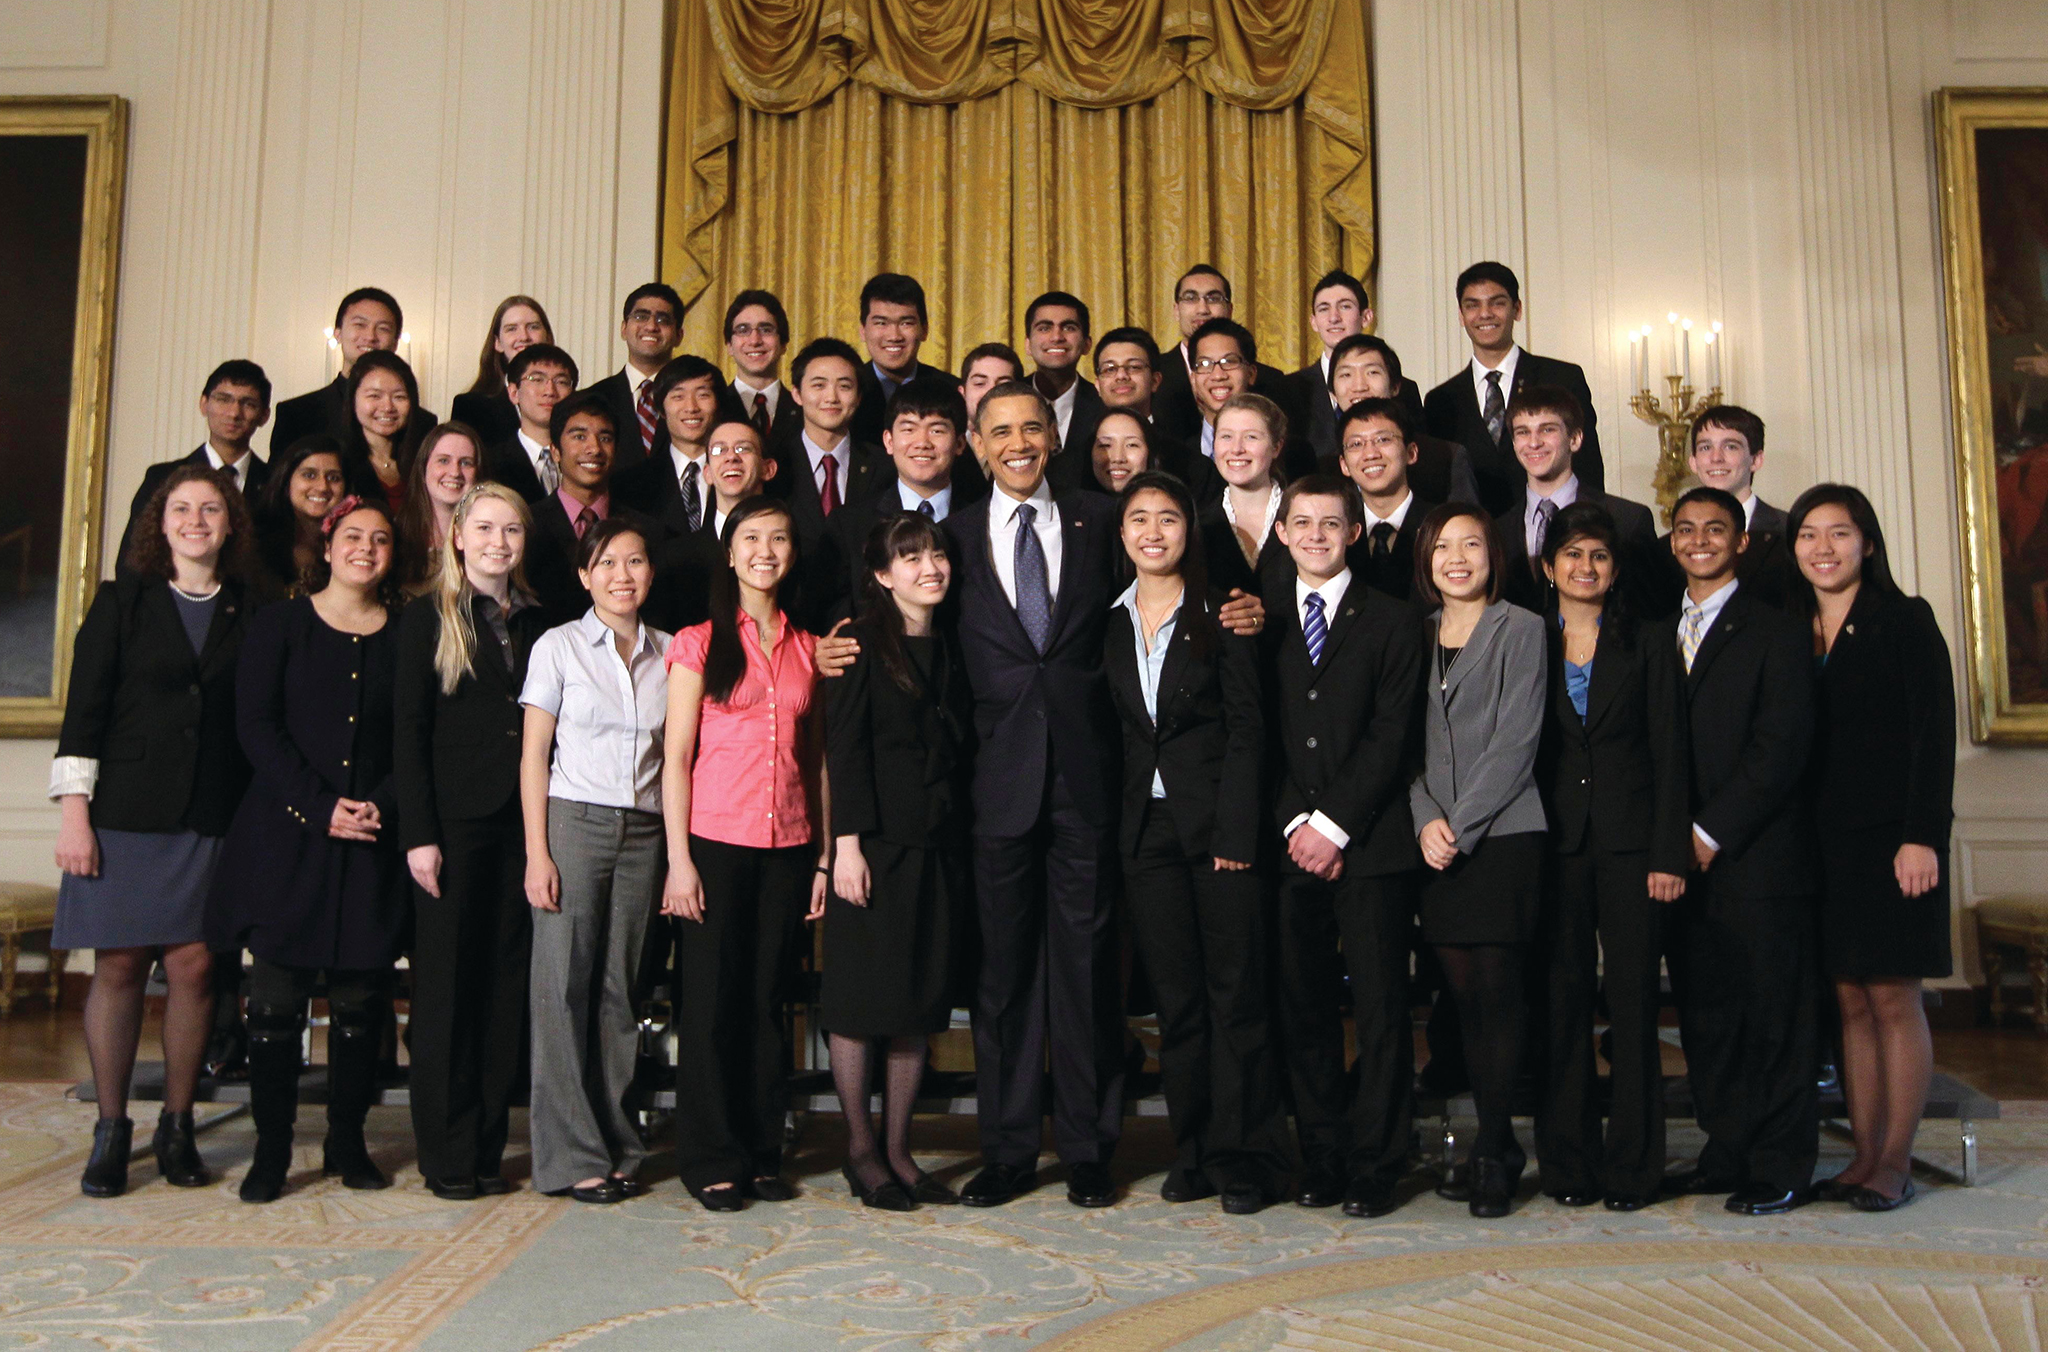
[
  {"x1": 518, "y1": 373, "x2": 576, "y2": 392},
  {"x1": 627, "y1": 308, "x2": 676, "y2": 327},
  {"x1": 729, "y1": 322, "x2": 780, "y2": 340},
  {"x1": 1177, "y1": 289, "x2": 1228, "y2": 306},
  {"x1": 1191, "y1": 353, "x2": 1245, "y2": 372},
  {"x1": 1096, "y1": 359, "x2": 1152, "y2": 378},
  {"x1": 1344, "y1": 432, "x2": 1407, "y2": 452}
]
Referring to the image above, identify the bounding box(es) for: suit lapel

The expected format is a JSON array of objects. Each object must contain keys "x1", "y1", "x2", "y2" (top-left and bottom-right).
[
  {"x1": 965, "y1": 501, "x2": 1039, "y2": 652},
  {"x1": 1047, "y1": 497, "x2": 1088, "y2": 637},
  {"x1": 1583, "y1": 620, "x2": 1625, "y2": 730},
  {"x1": 1443, "y1": 601, "x2": 1509, "y2": 700},
  {"x1": 195, "y1": 584, "x2": 241, "y2": 673},
  {"x1": 1155, "y1": 598, "x2": 1199, "y2": 721},
  {"x1": 1685, "y1": 588, "x2": 1746, "y2": 694}
]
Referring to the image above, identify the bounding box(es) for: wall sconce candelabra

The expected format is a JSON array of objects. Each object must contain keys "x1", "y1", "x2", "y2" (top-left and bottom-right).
[{"x1": 1628, "y1": 313, "x2": 1723, "y2": 521}]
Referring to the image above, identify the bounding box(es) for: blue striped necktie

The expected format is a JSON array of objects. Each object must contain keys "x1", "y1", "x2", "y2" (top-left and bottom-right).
[
  {"x1": 1013, "y1": 503, "x2": 1053, "y2": 653},
  {"x1": 1304, "y1": 592, "x2": 1327, "y2": 665}
]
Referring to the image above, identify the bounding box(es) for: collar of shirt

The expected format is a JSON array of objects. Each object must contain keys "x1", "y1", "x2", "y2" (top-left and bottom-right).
[
  {"x1": 557, "y1": 489, "x2": 610, "y2": 527},
  {"x1": 1201, "y1": 420, "x2": 1216, "y2": 459},
  {"x1": 802, "y1": 428, "x2": 849, "y2": 476},
  {"x1": 203, "y1": 443, "x2": 250, "y2": 488},
  {"x1": 1739, "y1": 491, "x2": 1758, "y2": 529},
  {"x1": 1114, "y1": 579, "x2": 1184, "y2": 644},
  {"x1": 994, "y1": 477, "x2": 1056, "y2": 528},
  {"x1": 575, "y1": 605, "x2": 657, "y2": 660},
  {"x1": 1295, "y1": 568, "x2": 1353, "y2": 630},
  {"x1": 1527, "y1": 474, "x2": 1580, "y2": 525},
  {"x1": 1685, "y1": 577, "x2": 1740, "y2": 630},
  {"x1": 1364, "y1": 491, "x2": 1415, "y2": 534},
  {"x1": 1049, "y1": 378, "x2": 1079, "y2": 438},
  {"x1": 872, "y1": 360, "x2": 909, "y2": 395},
  {"x1": 710, "y1": 506, "x2": 730, "y2": 538},
  {"x1": 623, "y1": 363, "x2": 659, "y2": 398},
  {"x1": 518, "y1": 428, "x2": 550, "y2": 469},
  {"x1": 1320, "y1": 348, "x2": 1333, "y2": 385},
  {"x1": 733, "y1": 375, "x2": 781, "y2": 418},
  {"x1": 1471, "y1": 344, "x2": 1523, "y2": 406},
  {"x1": 1223, "y1": 481, "x2": 1284, "y2": 545},
  {"x1": 898, "y1": 479, "x2": 951, "y2": 518},
  {"x1": 671, "y1": 444, "x2": 706, "y2": 485}
]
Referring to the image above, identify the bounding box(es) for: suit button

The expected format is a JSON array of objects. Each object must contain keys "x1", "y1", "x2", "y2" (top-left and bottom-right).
[
  {"x1": 1306, "y1": 737, "x2": 1317, "y2": 749},
  {"x1": 188, "y1": 684, "x2": 200, "y2": 695},
  {"x1": 1580, "y1": 777, "x2": 1588, "y2": 785},
  {"x1": 1307, "y1": 690, "x2": 1318, "y2": 701}
]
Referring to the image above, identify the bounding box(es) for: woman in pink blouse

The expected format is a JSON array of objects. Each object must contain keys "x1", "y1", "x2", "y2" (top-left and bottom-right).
[{"x1": 661, "y1": 495, "x2": 828, "y2": 1211}]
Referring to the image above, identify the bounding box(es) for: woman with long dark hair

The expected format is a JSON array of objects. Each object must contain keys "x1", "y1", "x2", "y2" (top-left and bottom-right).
[
  {"x1": 662, "y1": 496, "x2": 828, "y2": 1210},
  {"x1": 453, "y1": 295, "x2": 554, "y2": 445},
  {"x1": 251, "y1": 437, "x2": 347, "y2": 604},
  {"x1": 1530, "y1": 501, "x2": 1690, "y2": 1212},
  {"x1": 394, "y1": 481, "x2": 549, "y2": 1201},
  {"x1": 52, "y1": 466, "x2": 253, "y2": 1197},
  {"x1": 822, "y1": 512, "x2": 973, "y2": 1210},
  {"x1": 395, "y1": 423, "x2": 483, "y2": 595},
  {"x1": 343, "y1": 350, "x2": 428, "y2": 507},
  {"x1": 1789, "y1": 484, "x2": 1955, "y2": 1212},
  {"x1": 208, "y1": 496, "x2": 408, "y2": 1203},
  {"x1": 1107, "y1": 470, "x2": 1288, "y2": 1213}
]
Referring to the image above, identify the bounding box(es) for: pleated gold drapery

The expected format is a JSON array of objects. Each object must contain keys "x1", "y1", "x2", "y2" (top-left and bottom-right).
[{"x1": 661, "y1": 0, "x2": 1372, "y2": 373}]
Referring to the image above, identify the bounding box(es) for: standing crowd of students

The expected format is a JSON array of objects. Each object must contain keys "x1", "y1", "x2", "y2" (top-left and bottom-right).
[{"x1": 50, "y1": 260, "x2": 1955, "y2": 1219}]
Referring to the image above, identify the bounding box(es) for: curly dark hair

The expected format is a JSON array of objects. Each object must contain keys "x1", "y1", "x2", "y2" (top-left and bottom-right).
[
  {"x1": 122, "y1": 464, "x2": 254, "y2": 581},
  {"x1": 303, "y1": 495, "x2": 405, "y2": 610}
]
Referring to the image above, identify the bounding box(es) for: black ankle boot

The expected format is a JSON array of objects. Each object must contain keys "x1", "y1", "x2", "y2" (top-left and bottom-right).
[
  {"x1": 152, "y1": 1109, "x2": 209, "y2": 1187},
  {"x1": 321, "y1": 1009, "x2": 389, "y2": 1191},
  {"x1": 239, "y1": 1011, "x2": 303, "y2": 1204},
  {"x1": 80, "y1": 1117, "x2": 132, "y2": 1198}
]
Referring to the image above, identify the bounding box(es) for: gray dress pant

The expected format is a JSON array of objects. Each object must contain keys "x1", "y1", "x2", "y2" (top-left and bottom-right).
[{"x1": 528, "y1": 799, "x2": 663, "y2": 1193}]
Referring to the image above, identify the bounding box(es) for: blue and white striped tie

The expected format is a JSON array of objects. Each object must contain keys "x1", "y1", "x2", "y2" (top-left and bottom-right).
[{"x1": 1304, "y1": 592, "x2": 1327, "y2": 666}]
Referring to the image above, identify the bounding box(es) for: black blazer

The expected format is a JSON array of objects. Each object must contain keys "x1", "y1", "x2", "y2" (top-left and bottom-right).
[
  {"x1": 1199, "y1": 502, "x2": 1291, "y2": 599},
  {"x1": 483, "y1": 435, "x2": 549, "y2": 504},
  {"x1": 822, "y1": 480, "x2": 983, "y2": 622},
  {"x1": 116, "y1": 447, "x2": 271, "y2": 577},
  {"x1": 1656, "y1": 586, "x2": 1815, "y2": 896},
  {"x1": 520, "y1": 493, "x2": 595, "y2": 623},
  {"x1": 1262, "y1": 574, "x2": 1425, "y2": 876},
  {"x1": 852, "y1": 359, "x2": 953, "y2": 447},
  {"x1": 1105, "y1": 593, "x2": 1263, "y2": 863},
  {"x1": 1538, "y1": 616, "x2": 1692, "y2": 873},
  {"x1": 824, "y1": 615, "x2": 975, "y2": 849},
  {"x1": 271, "y1": 375, "x2": 436, "y2": 457},
  {"x1": 643, "y1": 515, "x2": 724, "y2": 634},
  {"x1": 393, "y1": 591, "x2": 550, "y2": 850},
  {"x1": 1348, "y1": 495, "x2": 1438, "y2": 604},
  {"x1": 57, "y1": 576, "x2": 250, "y2": 835},
  {"x1": 1810, "y1": 590, "x2": 1955, "y2": 847},
  {"x1": 774, "y1": 436, "x2": 891, "y2": 633},
  {"x1": 579, "y1": 369, "x2": 655, "y2": 470},
  {"x1": 614, "y1": 447, "x2": 705, "y2": 541},
  {"x1": 1056, "y1": 375, "x2": 1107, "y2": 461},
  {"x1": 450, "y1": 389, "x2": 520, "y2": 445},
  {"x1": 1493, "y1": 487, "x2": 1660, "y2": 615},
  {"x1": 949, "y1": 489, "x2": 1123, "y2": 835},
  {"x1": 1423, "y1": 352, "x2": 1604, "y2": 513}
]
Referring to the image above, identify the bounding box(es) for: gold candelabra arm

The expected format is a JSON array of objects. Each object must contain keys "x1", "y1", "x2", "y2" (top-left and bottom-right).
[{"x1": 1630, "y1": 376, "x2": 1724, "y2": 523}]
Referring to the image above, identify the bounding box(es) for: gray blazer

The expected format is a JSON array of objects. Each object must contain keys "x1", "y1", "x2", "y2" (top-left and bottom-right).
[{"x1": 1410, "y1": 599, "x2": 1548, "y2": 851}]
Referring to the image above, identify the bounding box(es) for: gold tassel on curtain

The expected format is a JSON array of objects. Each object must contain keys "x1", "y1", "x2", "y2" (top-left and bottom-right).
[{"x1": 661, "y1": 0, "x2": 1372, "y2": 374}]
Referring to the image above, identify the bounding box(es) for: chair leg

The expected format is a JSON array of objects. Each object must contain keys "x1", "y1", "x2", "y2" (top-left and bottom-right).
[
  {"x1": 0, "y1": 934, "x2": 17, "y2": 1018},
  {"x1": 1985, "y1": 946, "x2": 2006, "y2": 1026},
  {"x1": 46, "y1": 946, "x2": 65, "y2": 1013}
]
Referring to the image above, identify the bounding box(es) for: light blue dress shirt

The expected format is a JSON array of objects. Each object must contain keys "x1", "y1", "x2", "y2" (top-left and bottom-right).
[{"x1": 1115, "y1": 581, "x2": 1180, "y2": 798}]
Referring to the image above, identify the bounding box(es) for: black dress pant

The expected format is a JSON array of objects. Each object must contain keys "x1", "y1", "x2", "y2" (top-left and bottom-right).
[
  {"x1": 672, "y1": 836, "x2": 810, "y2": 1191},
  {"x1": 1533, "y1": 832, "x2": 1667, "y2": 1200},
  {"x1": 1668, "y1": 872, "x2": 1819, "y2": 1192},
  {"x1": 1273, "y1": 863, "x2": 1416, "y2": 1190},
  {"x1": 1123, "y1": 805, "x2": 1290, "y2": 1194},
  {"x1": 972, "y1": 766, "x2": 1124, "y2": 1168},
  {"x1": 409, "y1": 801, "x2": 532, "y2": 1183}
]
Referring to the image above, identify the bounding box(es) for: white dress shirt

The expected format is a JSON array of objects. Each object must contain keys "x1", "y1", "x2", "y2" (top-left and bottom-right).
[
  {"x1": 518, "y1": 428, "x2": 552, "y2": 475},
  {"x1": 1285, "y1": 567, "x2": 1355, "y2": 849},
  {"x1": 1363, "y1": 491, "x2": 1415, "y2": 536},
  {"x1": 1223, "y1": 482, "x2": 1283, "y2": 551},
  {"x1": 1739, "y1": 491, "x2": 1758, "y2": 529},
  {"x1": 988, "y1": 480, "x2": 1063, "y2": 608},
  {"x1": 1050, "y1": 379, "x2": 1079, "y2": 444},
  {"x1": 204, "y1": 443, "x2": 257, "y2": 493},
  {"x1": 1470, "y1": 344, "x2": 1523, "y2": 412},
  {"x1": 1524, "y1": 474, "x2": 1580, "y2": 556},
  {"x1": 519, "y1": 609, "x2": 673, "y2": 814},
  {"x1": 1682, "y1": 577, "x2": 1740, "y2": 852},
  {"x1": 802, "y1": 429, "x2": 850, "y2": 503},
  {"x1": 897, "y1": 480, "x2": 952, "y2": 520},
  {"x1": 733, "y1": 375, "x2": 782, "y2": 423}
]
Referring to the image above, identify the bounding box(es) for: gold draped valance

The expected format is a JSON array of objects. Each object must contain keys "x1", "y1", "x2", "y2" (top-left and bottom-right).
[{"x1": 662, "y1": 0, "x2": 1372, "y2": 372}]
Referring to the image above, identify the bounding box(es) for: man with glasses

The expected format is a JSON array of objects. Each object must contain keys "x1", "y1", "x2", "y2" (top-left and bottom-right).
[
  {"x1": 484, "y1": 344, "x2": 579, "y2": 502},
  {"x1": 582, "y1": 283, "x2": 683, "y2": 469},
  {"x1": 1153, "y1": 264, "x2": 1300, "y2": 447},
  {"x1": 853, "y1": 273, "x2": 950, "y2": 446},
  {"x1": 720, "y1": 288, "x2": 798, "y2": 451},
  {"x1": 1185, "y1": 318, "x2": 1315, "y2": 481}
]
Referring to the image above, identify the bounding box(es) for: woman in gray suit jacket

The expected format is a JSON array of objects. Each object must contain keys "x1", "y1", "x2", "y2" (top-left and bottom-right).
[{"x1": 1409, "y1": 503, "x2": 1548, "y2": 1218}]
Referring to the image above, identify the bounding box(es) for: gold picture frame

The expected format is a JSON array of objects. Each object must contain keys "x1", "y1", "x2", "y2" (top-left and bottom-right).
[
  {"x1": 0, "y1": 95, "x2": 127, "y2": 737},
  {"x1": 1936, "y1": 87, "x2": 2048, "y2": 745}
]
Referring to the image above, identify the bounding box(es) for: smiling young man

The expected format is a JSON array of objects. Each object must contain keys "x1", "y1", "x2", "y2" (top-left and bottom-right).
[
  {"x1": 1656, "y1": 485, "x2": 1819, "y2": 1218},
  {"x1": 521, "y1": 392, "x2": 621, "y2": 621},
  {"x1": 774, "y1": 336, "x2": 889, "y2": 630},
  {"x1": 1333, "y1": 398, "x2": 1436, "y2": 603},
  {"x1": 958, "y1": 342, "x2": 1025, "y2": 429},
  {"x1": 824, "y1": 383, "x2": 983, "y2": 617},
  {"x1": 721, "y1": 289, "x2": 797, "y2": 448},
  {"x1": 613, "y1": 354, "x2": 724, "y2": 543},
  {"x1": 1289, "y1": 271, "x2": 1430, "y2": 465},
  {"x1": 1152, "y1": 264, "x2": 1301, "y2": 446},
  {"x1": 579, "y1": 283, "x2": 682, "y2": 469},
  {"x1": 1676, "y1": 405, "x2": 1787, "y2": 602},
  {"x1": 119, "y1": 360, "x2": 275, "y2": 571},
  {"x1": 271, "y1": 287, "x2": 435, "y2": 452},
  {"x1": 1261, "y1": 473, "x2": 1426, "y2": 1221},
  {"x1": 1326, "y1": 335, "x2": 1479, "y2": 507},
  {"x1": 483, "y1": 344, "x2": 580, "y2": 503},
  {"x1": 1489, "y1": 387, "x2": 1656, "y2": 614},
  {"x1": 1024, "y1": 290, "x2": 1101, "y2": 457},
  {"x1": 641, "y1": 418, "x2": 779, "y2": 635},
  {"x1": 852, "y1": 273, "x2": 950, "y2": 446},
  {"x1": 1423, "y1": 262, "x2": 1603, "y2": 515}
]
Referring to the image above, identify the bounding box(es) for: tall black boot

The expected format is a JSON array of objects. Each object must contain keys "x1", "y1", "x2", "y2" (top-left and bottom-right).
[
  {"x1": 323, "y1": 1007, "x2": 390, "y2": 1190},
  {"x1": 80, "y1": 1117, "x2": 132, "y2": 1198},
  {"x1": 239, "y1": 1010, "x2": 303, "y2": 1204},
  {"x1": 152, "y1": 1109, "x2": 209, "y2": 1187}
]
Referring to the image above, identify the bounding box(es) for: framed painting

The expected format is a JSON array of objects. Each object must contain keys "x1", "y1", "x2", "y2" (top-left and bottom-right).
[
  {"x1": 0, "y1": 95, "x2": 127, "y2": 736},
  {"x1": 1938, "y1": 87, "x2": 2048, "y2": 745}
]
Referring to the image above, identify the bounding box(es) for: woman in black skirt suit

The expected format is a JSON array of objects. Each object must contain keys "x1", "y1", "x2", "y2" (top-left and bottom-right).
[
  {"x1": 1789, "y1": 484, "x2": 1955, "y2": 1213},
  {"x1": 824, "y1": 512, "x2": 973, "y2": 1210},
  {"x1": 209, "y1": 496, "x2": 409, "y2": 1202},
  {"x1": 1408, "y1": 503, "x2": 1548, "y2": 1218},
  {"x1": 52, "y1": 466, "x2": 252, "y2": 1196},
  {"x1": 1531, "y1": 503, "x2": 1691, "y2": 1213}
]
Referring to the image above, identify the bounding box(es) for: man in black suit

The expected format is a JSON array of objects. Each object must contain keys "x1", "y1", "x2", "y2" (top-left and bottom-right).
[
  {"x1": 721, "y1": 289, "x2": 800, "y2": 451},
  {"x1": 1287, "y1": 271, "x2": 1429, "y2": 465},
  {"x1": 774, "y1": 337, "x2": 888, "y2": 631},
  {"x1": 271, "y1": 288, "x2": 424, "y2": 453},
  {"x1": 852, "y1": 273, "x2": 950, "y2": 447},
  {"x1": 1024, "y1": 290, "x2": 1103, "y2": 463},
  {"x1": 642, "y1": 419, "x2": 779, "y2": 635},
  {"x1": 825, "y1": 382, "x2": 984, "y2": 615},
  {"x1": 957, "y1": 342, "x2": 1025, "y2": 430},
  {"x1": 1492, "y1": 388, "x2": 1659, "y2": 615},
  {"x1": 1424, "y1": 261, "x2": 1604, "y2": 513},
  {"x1": 579, "y1": 283, "x2": 682, "y2": 470},
  {"x1": 1264, "y1": 474, "x2": 1426, "y2": 1219},
  {"x1": 1087, "y1": 327, "x2": 1221, "y2": 506},
  {"x1": 1184, "y1": 319, "x2": 1315, "y2": 481},
  {"x1": 520, "y1": 392, "x2": 619, "y2": 623},
  {"x1": 119, "y1": 360, "x2": 274, "y2": 570},
  {"x1": 1658, "y1": 486, "x2": 1819, "y2": 1216},
  {"x1": 1333, "y1": 398, "x2": 1437, "y2": 604},
  {"x1": 613, "y1": 354, "x2": 722, "y2": 542},
  {"x1": 1153, "y1": 264, "x2": 1301, "y2": 445},
  {"x1": 1326, "y1": 335, "x2": 1478, "y2": 506},
  {"x1": 1680, "y1": 405, "x2": 1788, "y2": 605},
  {"x1": 481, "y1": 344, "x2": 578, "y2": 503}
]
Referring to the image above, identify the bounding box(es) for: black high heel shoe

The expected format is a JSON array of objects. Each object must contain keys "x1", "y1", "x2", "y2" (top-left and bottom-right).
[
  {"x1": 896, "y1": 1167, "x2": 959, "y2": 1206},
  {"x1": 152, "y1": 1109, "x2": 209, "y2": 1188},
  {"x1": 80, "y1": 1117, "x2": 132, "y2": 1198},
  {"x1": 843, "y1": 1162, "x2": 915, "y2": 1212}
]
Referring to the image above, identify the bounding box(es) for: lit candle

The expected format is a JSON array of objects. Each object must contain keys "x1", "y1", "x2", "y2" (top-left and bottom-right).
[
  {"x1": 1710, "y1": 321, "x2": 1724, "y2": 391},
  {"x1": 1629, "y1": 332, "x2": 1641, "y2": 392},
  {"x1": 1667, "y1": 312, "x2": 1679, "y2": 379},
  {"x1": 1680, "y1": 319, "x2": 1692, "y2": 385}
]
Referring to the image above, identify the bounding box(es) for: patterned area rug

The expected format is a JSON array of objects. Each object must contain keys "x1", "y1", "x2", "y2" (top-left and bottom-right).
[{"x1": 0, "y1": 1082, "x2": 2040, "y2": 1350}]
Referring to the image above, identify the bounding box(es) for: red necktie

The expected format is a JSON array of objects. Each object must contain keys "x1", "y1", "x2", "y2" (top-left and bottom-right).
[
  {"x1": 751, "y1": 391, "x2": 770, "y2": 437},
  {"x1": 574, "y1": 506, "x2": 597, "y2": 539},
  {"x1": 818, "y1": 452, "x2": 840, "y2": 516},
  {"x1": 635, "y1": 379, "x2": 657, "y2": 450}
]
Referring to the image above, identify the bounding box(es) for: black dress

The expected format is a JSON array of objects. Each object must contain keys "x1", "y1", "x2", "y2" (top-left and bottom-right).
[
  {"x1": 820, "y1": 622, "x2": 974, "y2": 1037},
  {"x1": 1812, "y1": 591, "x2": 1956, "y2": 979},
  {"x1": 208, "y1": 598, "x2": 409, "y2": 970}
]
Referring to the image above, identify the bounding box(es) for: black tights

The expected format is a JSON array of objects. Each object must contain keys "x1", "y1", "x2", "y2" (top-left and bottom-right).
[
  {"x1": 84, "y1": 944, "x2": 213, "y2": 1120},
  {"x1": 828, "y1": 1034, "x2": 929, "y2": 1191},
  {"x1": 1434, "y1": 942, "x2": 1525, "y2": 1164}
]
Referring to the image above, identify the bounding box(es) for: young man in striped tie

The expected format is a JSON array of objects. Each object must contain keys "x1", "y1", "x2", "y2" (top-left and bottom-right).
[
  {"x1": 586, "y1": 283, "x2": 682, "y2": 470},
  {"x1": 723, "y1": 289, "x2": 792, "y2": 449}
]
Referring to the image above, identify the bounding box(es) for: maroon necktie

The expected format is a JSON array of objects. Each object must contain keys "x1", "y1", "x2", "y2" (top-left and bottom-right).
[
  {"x1": 635, "y1": 379, "x2": 657, "y2": 450},
  {"x1": 818, "y1": 453, "x2": 840, "y2": 516},
  {"x1": 574, "y1": 506, "x2": 597, "y2": 539},
  {"x1": 751, "y1": 391, "x2": 770, "y2": 437}
]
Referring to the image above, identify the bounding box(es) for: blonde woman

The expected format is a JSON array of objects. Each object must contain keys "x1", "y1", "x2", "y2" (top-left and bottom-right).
[
  {"x1": 453, "y1": 295, "x2": 554, "y2": 444},
  {"x1": 393, "y1": 482, "x2": 548, "y2": 1201}
]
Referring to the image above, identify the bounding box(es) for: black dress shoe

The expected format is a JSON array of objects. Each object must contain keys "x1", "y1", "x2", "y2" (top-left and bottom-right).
[
  {"x1": 1067, "y1": 1162, "x2": 1116, "y2": 1208},
  {"x1": 748, "y1": 1175, "x2": 798, "y2": 1202},
  {"x1": 688, "y1": 1181, "x2": 746, "y2": 1212},
  {"x1": 1435, "y1": 1164, "x2": 1472, "y2": 1203},
  {"x1": 1810, "y1": 1174, "x2": 1858, "y2": 1203},
  {"x1": 152, "y1": 1109, "x2": 210, "y2": 1188},
  {"x1": 1548, "y1": 1189, "x2": 1601, "y2": 1208},
  {"x1": 1468, "y1": 1158, "x2": 1515, "y2": 1219},
  {"x1": 1296, "y1": 1165, "x2": 1346, "y2": 1208},
  {"x1": 897, "y1": 1170, "x2": 959, "y2": 1206},
  {"x1": 1603, "y1": 1193, "x2": 1655, "y2": 1212},
  {"x1": 568, "y1": 1179, "x2": 626, "y2": 1204},
  {"x1": 473, "y1": 1175, "x2": 514, "y2": 1196},
  {"x1": 1342, "y1": 1177, "x2": 1400, "y2": 1219},
  {"x1": 1221, "y1": 1182, "x2": 1271, "y2": 1215},
  {"x1": 425, "y1": 1176, "x2": 479, "y2": 1201},
  {"x1": 1850, "y1": 1179, "x2": 1915, "y2": 1212},
  {"x1": 960, "y1": 1162, "x2": 1036, "y2": 1208},
  {"x1": 80, "y1": 1117, "x2": 132, "y2": 1199},
  {"x1": 844, "y1": 1163, "x2": 916, "y2": 1212},
  {"x1": 606, "y1": 1175, "x2": 643, "y2": 1199},
  {"x1": 1160, "y1": 1169, "x2": 1217, "y2": 1203},
  {"x1": 1725, "y1": 1184, "x2": 1809, "y2": 1215},
  {"x1": 1664, "y1": 1168, "x2": 1741, "y2": 1197}
]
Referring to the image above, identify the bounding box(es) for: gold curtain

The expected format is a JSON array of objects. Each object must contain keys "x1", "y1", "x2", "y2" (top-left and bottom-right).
[{"x1": 662, "y1": 0, "x2": 1372, "y2": 373}]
